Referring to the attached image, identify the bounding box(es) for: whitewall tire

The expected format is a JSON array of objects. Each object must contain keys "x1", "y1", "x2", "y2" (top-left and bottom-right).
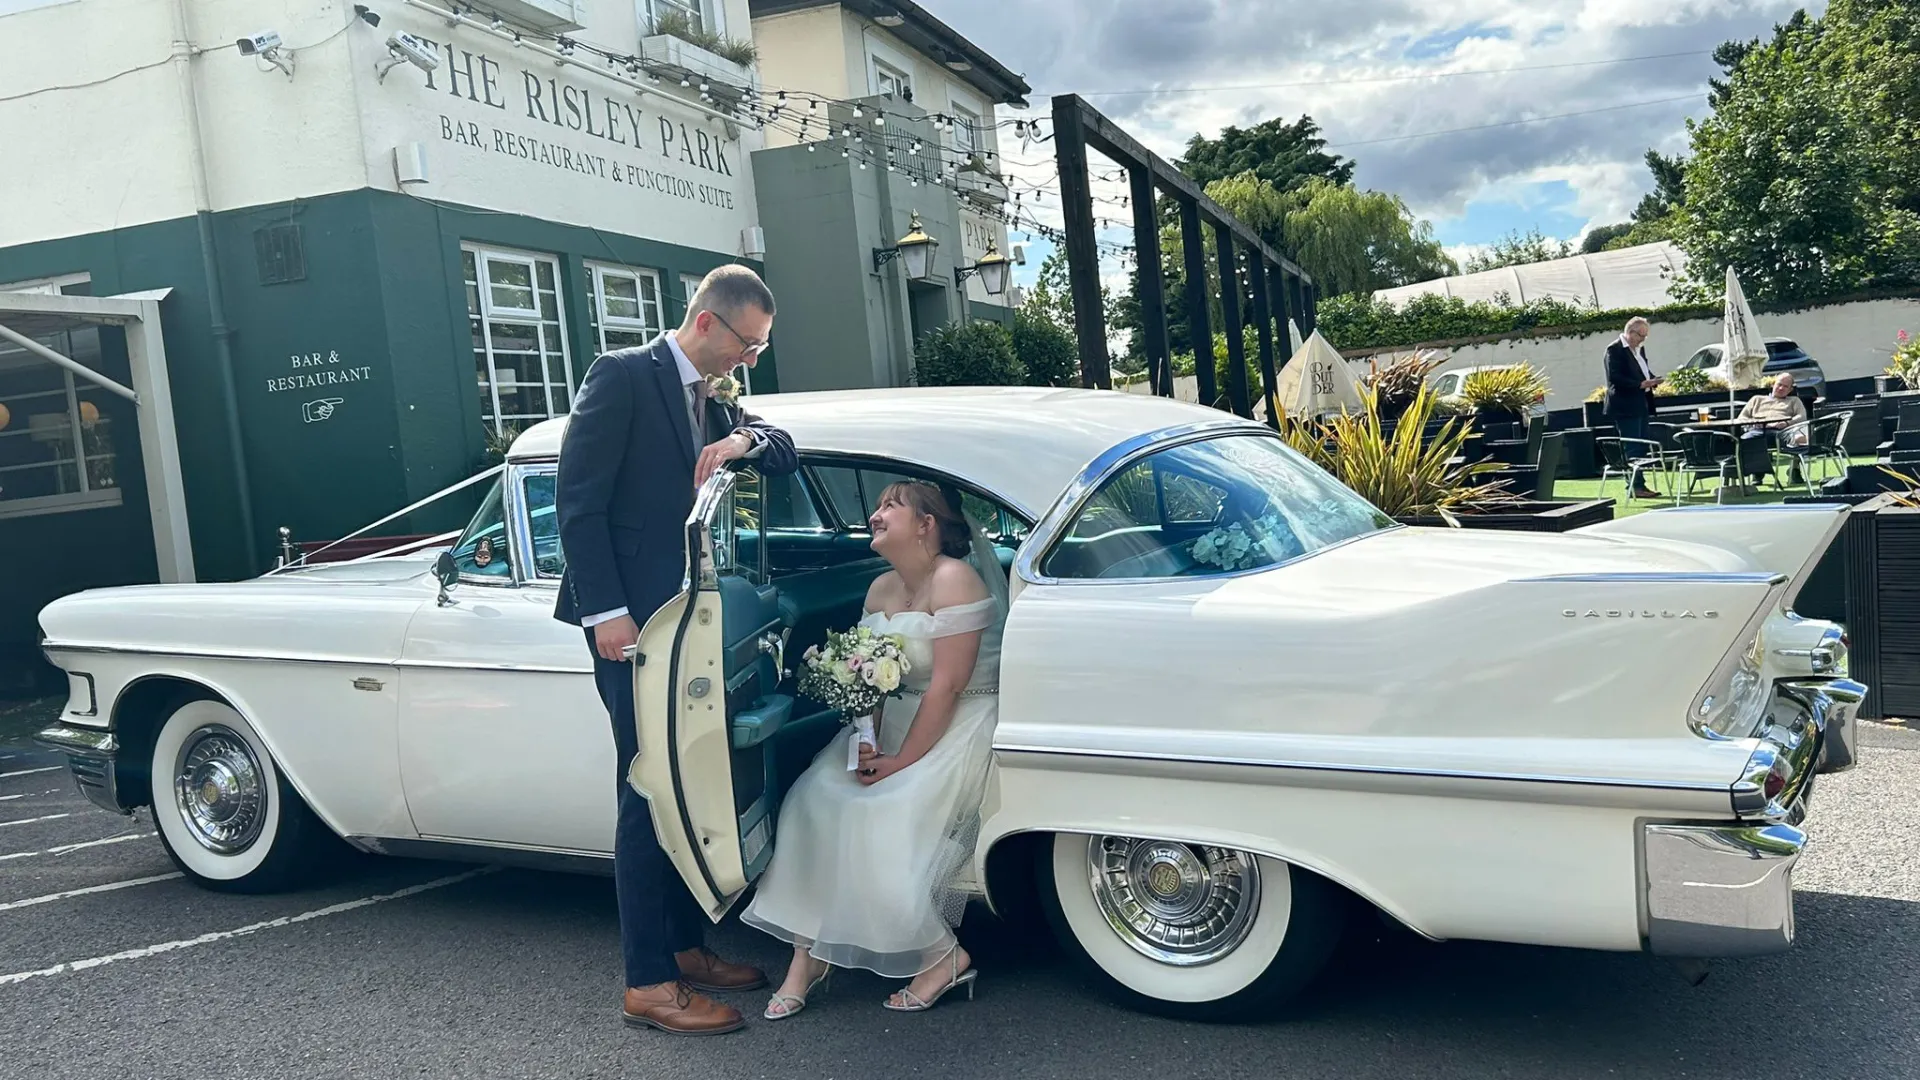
[
  {"x1": 1039, "y1": 832, "x2": 1345, "y2": 1020},
  {"x1": 149, "y1": 700, "x2": 337, "y2": 893}
]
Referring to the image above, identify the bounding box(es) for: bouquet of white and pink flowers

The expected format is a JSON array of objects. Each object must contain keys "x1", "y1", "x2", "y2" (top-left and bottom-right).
[{"x1": 796, "y1": 625, "x2": 912, "y2": 770}]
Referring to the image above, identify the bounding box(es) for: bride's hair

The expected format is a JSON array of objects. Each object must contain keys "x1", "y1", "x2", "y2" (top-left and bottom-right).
[{"x1": 879, "y1": 481, "x2": 972, "y2": 559}]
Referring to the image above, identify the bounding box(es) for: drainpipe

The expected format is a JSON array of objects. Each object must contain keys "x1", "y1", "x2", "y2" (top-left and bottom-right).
[
  {"x1": 169, "y1": 0, "x2": 258, "y2": 571},
  {"x1": 872, "y1": 153, "x2": 914, "y2": 387}
]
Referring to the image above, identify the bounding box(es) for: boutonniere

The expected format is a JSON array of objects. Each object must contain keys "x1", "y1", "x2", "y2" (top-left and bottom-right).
[{"x1": 706, "y1": 373, "x2": 742, "y2": 407}]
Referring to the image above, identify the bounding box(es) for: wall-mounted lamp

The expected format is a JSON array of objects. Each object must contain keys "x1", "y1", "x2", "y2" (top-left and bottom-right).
[
  {"x1": 873, "y1": 210, "x2": 938, "y2": 280},
  {"x1": 956, "y1": 239, "x2": 1011, "y2": 295}
]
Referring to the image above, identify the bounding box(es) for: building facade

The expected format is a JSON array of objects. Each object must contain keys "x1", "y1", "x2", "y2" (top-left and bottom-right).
[
  {"x1": 0, "y1": 0, "x2": 777, "y2": 685},
  {"x1": 747, "y1": 0, "x2": 1029, "y2": 391}
]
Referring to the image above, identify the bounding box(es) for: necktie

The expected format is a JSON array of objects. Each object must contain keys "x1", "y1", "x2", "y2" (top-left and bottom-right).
[{"x1": 687, "y1": 379, "x2": 710, "y2": 446}]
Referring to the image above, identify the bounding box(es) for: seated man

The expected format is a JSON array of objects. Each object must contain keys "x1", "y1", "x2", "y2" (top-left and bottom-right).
[{"x1": 1736, "y1": 373, "x2": 1810, "y2": 447}]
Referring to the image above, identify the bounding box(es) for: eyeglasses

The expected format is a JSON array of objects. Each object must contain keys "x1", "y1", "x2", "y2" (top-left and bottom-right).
[{"x1": 708, "y1": 310, "x2": 769, "y2": 357}]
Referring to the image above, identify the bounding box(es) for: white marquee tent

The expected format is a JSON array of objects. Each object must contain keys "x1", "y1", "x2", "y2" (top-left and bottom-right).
[{"x1": 1372, "y1": 241, "x2": 1690, "y2": 312}]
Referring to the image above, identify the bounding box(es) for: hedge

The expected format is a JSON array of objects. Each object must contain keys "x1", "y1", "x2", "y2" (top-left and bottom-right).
[{"x1": 1316, "y1": 284, "x2": 1920, "y2": 356}]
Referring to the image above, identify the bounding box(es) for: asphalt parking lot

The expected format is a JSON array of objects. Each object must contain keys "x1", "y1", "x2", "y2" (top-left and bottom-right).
[{"x1": 2, "y1": 709, "x2": 1917, "y2": 1080}]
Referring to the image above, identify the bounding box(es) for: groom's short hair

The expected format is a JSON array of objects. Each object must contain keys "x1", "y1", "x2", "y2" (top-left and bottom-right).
[{"x1": 685, "y1": 264, "x2": 776, "y2": 326}]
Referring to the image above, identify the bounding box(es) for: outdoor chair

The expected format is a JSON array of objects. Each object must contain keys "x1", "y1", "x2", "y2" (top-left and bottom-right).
[
  {"x1": 1533, "y1": 432, "x2": 1563, "y2": 499},
  {"x1": 1673, "y1": 428, "x2": 1739, "y2": 502},
  {"x1": 1776, "y1": 412, "x2": 1851, "y2": 494},
  {"x1": 1595, "y1": 436, "x2": 1670, "y2": 503}
]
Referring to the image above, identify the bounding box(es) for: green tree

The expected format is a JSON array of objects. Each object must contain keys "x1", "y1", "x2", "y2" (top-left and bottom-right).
[
  {"x1": 1177, "y1": 115, "x2": 1355, "y2": 197},
  {"x1": 1281, "y1": 177, "x2": 1457, "y2": 295},
  {"x1": 1582, "y1": 223, "x2": 1635, "y2": 253},
  {"x1": 912, "y1": 320, "x2": 1024, "y2": 387},
  {"x1": 1012, "y1": 307, "x2": 1079, "y2": 387},
  {"x1": 1673, "y1": 0, "x2": 1920, "y2": 302},
  {"x1": 1462, "y1": 227, "x2": 1574, "y2": 273}
]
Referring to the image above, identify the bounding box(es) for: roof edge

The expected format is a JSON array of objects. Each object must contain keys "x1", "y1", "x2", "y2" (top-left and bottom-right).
[{"x1": 750, "y1": 0, "x2": 1031, "y2": 106}]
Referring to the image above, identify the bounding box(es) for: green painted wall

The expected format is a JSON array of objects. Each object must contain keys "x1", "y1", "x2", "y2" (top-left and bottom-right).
[{"x1": 0, "y1": 189, "x2": 758, "y2": 681}]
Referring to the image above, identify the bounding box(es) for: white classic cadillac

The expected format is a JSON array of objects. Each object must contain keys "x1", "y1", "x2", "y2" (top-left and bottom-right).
[{"x1": 35, "y1": 387, "x2": 1862, "y2": 1018}]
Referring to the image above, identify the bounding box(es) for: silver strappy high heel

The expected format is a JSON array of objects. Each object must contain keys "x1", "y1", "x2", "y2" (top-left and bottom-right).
[
  {"x1": 883, "y1": 949, "x2": 977, "y2": 1012},
  {"x1": 764, "y1": 961, "x2": 832, "y2": 1020}
]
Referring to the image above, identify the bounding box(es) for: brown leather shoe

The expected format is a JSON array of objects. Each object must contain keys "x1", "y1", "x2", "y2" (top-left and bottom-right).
[
  {"x1": 622, "y1": 982, "x2": 745, "y2": 1036},
  {"x1": 676, "y1": 946, "x2": 767, "y2": 993}
]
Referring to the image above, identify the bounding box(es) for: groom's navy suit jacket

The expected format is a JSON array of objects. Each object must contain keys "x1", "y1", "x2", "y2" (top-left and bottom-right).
[{"x1": 553, "y1": 336, "x2": 798, "y2": 630}]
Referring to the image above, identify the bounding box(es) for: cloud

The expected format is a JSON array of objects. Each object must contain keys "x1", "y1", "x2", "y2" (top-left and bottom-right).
[{"x1": 934, "y1": 0, "x2": 1820, "y2": 259}]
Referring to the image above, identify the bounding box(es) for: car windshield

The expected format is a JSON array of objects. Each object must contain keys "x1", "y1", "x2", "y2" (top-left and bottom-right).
[{"x1": 1040, "y1": 432, "x2": 1394, "y2": 580}]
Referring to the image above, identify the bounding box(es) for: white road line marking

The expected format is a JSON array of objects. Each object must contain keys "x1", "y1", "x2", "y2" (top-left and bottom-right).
[
  {"x1": 0, "y1": 767, "x2": 61, "y2": 780},
  {"x1": 0, "y1": 790, "x2": 59, "y2": 802},
  {"x1": 0, "y1": 832, "x2": 151, "y2": 863},
  {"x1": 0, "y1": 814, "x2": 69, "y2": 830},
  {"x1": 0, "y1": 867, "x2": 498, "y2": 986},
  {"x1": 0, "y1": 873, "x2": 182, "y2": 913}
]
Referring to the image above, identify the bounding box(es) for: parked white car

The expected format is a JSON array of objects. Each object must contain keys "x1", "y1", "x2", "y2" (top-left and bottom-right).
[{"x1": 35, "y1": 387, "x2": 1861, "y2": 1018}]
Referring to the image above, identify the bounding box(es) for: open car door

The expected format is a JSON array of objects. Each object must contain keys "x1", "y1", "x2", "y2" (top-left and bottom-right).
[{"x1": 629, "y1": 468, "x2": 794, "y2": 922}]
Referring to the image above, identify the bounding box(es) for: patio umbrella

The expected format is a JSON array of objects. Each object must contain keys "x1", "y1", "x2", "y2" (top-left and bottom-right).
[
  {"x1": 1717, "y1": 267, "x2": 1768, "y2": 409},
  {"x1": 1273, "y1": 329, "x2": 1365, "y2": 421}
]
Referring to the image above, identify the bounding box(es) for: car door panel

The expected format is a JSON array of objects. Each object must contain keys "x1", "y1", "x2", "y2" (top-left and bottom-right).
[{"x1": 629, "y1": 469, "x2": 796, "y2": 921}]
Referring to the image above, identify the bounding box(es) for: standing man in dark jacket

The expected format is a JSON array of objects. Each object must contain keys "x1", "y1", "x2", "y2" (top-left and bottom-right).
[
  {"x1": 1604, "y1": 316, "x2": 1662, "y2": 499},
  {"x1": 554, "y1": 264, "x2": 799, "y2": 1036}
]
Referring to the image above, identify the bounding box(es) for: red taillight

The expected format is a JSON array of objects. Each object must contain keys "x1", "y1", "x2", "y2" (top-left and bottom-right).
[{"x1": 1764, "y1": 757, "x2": 1790, "y2": 802}]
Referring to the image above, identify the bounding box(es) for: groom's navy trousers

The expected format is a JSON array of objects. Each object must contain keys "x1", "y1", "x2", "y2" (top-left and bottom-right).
[
  {"x1": 552, "y1": 337, "x2": 797, "y2": 990},
  {"x1": 588, "y1": 629, "x2": 707, "y2": 987}
]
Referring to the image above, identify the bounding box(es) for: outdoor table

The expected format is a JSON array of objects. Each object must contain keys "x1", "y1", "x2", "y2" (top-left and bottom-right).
[{"x1": 1675, "y1": 420, "x2": 1795, "y2": 494}]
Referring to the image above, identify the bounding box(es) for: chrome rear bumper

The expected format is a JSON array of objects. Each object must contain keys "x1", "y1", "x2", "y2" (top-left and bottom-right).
[
  {"x1": 1641, "y1": 676, "x2": 1863, "y2": 958},
  {"x1": 1643, "y1": 821, "x2": 1805, "y2": 957},
  {"x1": 33, "y1": 723, "x2": 131, "y2": 816}
]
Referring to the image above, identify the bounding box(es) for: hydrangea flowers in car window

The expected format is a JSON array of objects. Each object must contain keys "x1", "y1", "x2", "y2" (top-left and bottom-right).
[{"x1": 1040, "y1": 433, "x2": 1393, "y2": 581}]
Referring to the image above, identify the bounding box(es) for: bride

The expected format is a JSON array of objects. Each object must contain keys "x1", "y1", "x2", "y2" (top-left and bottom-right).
[{"x1": 740, "y1": 480, "x2": 1006, "y2": 1018}]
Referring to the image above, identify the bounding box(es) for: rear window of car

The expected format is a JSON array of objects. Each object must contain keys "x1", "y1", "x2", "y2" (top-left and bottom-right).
[{"x1": 1039, "y1": 432, "x2": 1393, "y2": 581}]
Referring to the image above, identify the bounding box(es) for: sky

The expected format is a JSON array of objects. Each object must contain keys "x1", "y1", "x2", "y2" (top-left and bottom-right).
[{"x1": 926, "y1": 0, "x2": 1826, "y2": 291}]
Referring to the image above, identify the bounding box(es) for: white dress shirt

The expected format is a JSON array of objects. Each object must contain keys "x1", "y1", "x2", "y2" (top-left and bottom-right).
[
  {"x1": 1618, "y1": 334, "x2": 1652, "y2": 381},
  {"x1": 582, "y1": 332, "x2": 760, "y2": 630}
]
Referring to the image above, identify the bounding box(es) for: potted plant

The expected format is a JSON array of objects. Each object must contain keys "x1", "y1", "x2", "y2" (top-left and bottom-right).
[
  {"x1": 641, "y1": 9, "x2": 758, "y2": 95},
  {"x1": 1362, "y1": 349, "x2": 1446, "y2": 427},
  {"x1": 1461, "y1": 363, "x2": 1546, "y2": 434},
  {"x1": 1880, "y1": 330, "x2": 1918, "y2": 394}
]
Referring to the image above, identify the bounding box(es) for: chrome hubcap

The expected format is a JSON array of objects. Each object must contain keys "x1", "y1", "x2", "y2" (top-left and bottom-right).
[
  {"x1": 1087, "y1": 836, "x2": 1261, "y2": 966},
  {"x1": 174, "y1": 725, "x2": 266, "y2": 855}
]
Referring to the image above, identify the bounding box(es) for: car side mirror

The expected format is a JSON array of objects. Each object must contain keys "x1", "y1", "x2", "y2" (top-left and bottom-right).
[{"x1": 433, "y1": 550, "x2": 459, "y2": 607}]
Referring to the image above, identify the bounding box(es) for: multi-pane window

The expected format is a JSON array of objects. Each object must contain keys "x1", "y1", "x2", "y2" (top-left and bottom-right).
[
  {"x1": 0, "y1": 275, "x2": 120, "y2": 519},
  {"x1": 463, "y1": 245, "x2": 574, "y2": 437},
  {"x1": 644, "y1": 0, "x2": 708, "y2": 34},
  {"x1": 950, "y1": 104, "x2": 980, "y2": 156},
  {"x1": 587, "y1": 263, "x2": 665, "y2": 354},
  {"x1": 874, "y1": 60, "x2": 913, "y2": 100}
]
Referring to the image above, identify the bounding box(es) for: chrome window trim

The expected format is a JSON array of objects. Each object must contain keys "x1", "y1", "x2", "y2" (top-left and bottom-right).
[
  {"x1": 1013, "y1": 420, "x2": 1399, "y2": 587},
  {"x1": 41, "y1": 640, "x2": 590, "y2": 674},
  {"x1": 1514, "y1": 571, "x2": 1787, "y2": 585},
  {"x1": 508, "y1": 461, "x2": 561, "y2": 586}
]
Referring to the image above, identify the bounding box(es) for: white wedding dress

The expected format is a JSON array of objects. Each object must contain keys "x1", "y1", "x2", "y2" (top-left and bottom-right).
[{"x1": 741, "y1": 594, "x2": 1002, "y2": 978}]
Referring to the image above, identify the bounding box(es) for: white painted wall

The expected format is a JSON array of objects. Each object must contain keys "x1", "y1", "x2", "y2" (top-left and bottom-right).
[
  {"x1": 1361, "y1": 296, "x2": 1920, "y2": 412},
  {"x1": 749, "y1": 3, "x2": 1013, "y2": 305},
  {"x1": 0, "y1": 0, "x2": 762, "y2": 256}
]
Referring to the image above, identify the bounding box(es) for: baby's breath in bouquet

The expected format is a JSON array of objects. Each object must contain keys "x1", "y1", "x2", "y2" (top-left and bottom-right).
[{"x1": 797, "y1": 625, "x2": 913, "y2": 769}]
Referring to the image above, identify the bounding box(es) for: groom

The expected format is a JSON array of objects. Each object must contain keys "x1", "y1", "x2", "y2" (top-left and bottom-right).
[{"x1": 554, "y1": 264, "x2": 799, "y2": 1035}]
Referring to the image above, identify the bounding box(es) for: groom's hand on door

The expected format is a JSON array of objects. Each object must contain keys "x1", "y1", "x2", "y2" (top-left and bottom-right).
[
  {"x1": 594, "y1": 615, "x2": 641, "y2": 663},
  {"x1": 695, "y1": 432, "x2": 754, "y2": 486}
]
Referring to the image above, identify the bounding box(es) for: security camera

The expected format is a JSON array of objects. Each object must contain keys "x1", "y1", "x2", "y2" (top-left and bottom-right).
[
  {"x1": 376, "y1": 31, "x2": 439, "y2": 81},
  {"x1": 1010, "y1": 242, "x2": 1028, "y2": 266},
  {"x1": 236, "y1": 30, "x2": 282, "y2": 55}
]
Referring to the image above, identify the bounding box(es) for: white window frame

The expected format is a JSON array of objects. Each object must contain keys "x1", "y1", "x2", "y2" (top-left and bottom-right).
[
  {"x1": 947, "y1": 84, "x2": 988, "y2": 157},
  {"x1": 463, "y1": 243, "x2": 576, "y2": 437},
  {"x1": 0, "y1": 272, "x2": 123, "y2": 521},
  {"x1": 641, "y1": 0, "x2": 715, "y2": 35},
  {"x1": 865, "y1": 36, "x2": 916, "y2": 101},
  {"x1": 587, "y1": 262, "x2": 666, "y2": 355}
]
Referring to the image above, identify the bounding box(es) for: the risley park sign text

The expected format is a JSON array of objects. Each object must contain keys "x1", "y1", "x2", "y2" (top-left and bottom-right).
[{"x1": 416, "y1": 37, "x2": 738, "y2": 210}]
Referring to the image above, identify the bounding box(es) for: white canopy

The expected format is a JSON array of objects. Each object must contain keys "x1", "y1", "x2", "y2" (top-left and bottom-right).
[
  {"x1": 1272, "y1": 330, "x2": 1365, "y2": 420},
  {"x1": 1372, "y1": 240, "x2": 1690, "y2": 311}
]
